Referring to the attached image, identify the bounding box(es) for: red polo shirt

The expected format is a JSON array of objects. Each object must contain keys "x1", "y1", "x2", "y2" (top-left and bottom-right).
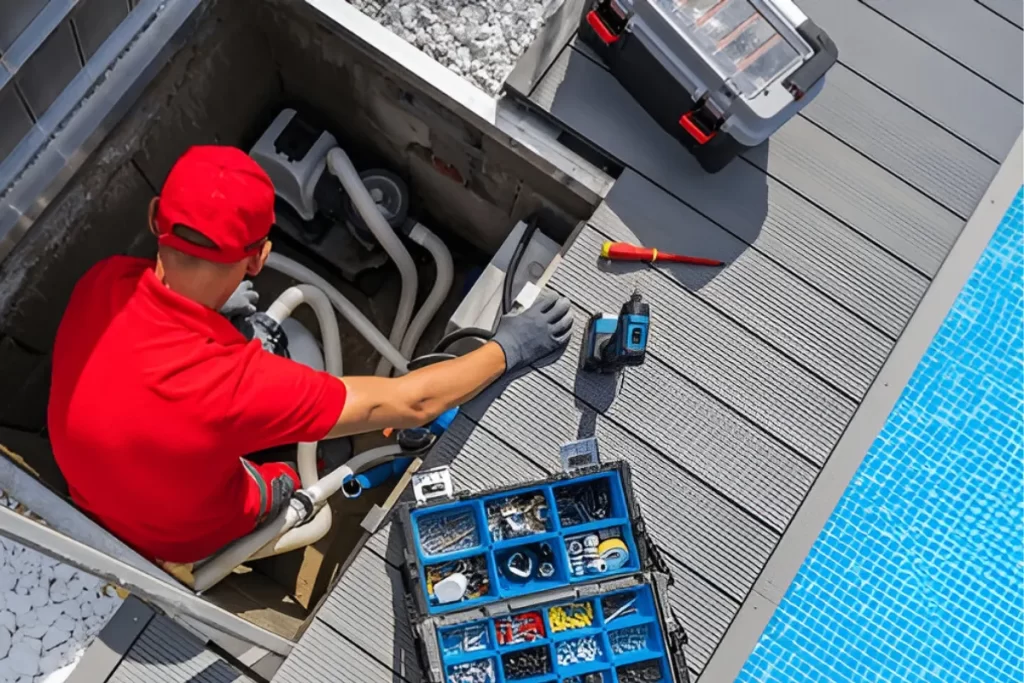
[{"x1": 48, "y1": 256, "x2": 346, "y2": 562}]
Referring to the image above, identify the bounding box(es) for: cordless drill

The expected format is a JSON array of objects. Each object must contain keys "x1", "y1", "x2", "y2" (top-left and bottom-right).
[{"x1": 580, "y1": 291, "x2": 650, "y2": 373}]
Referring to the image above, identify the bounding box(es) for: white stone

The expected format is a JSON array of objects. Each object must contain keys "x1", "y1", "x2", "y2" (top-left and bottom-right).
[
  {"x1": 9, "y1": 640, "x2": 42, "y2": 676},
  {"x1": 40, "y1": 628, "x2": 69, "y2": 652},
  {"x1": 0, "y1": 625, "x2": 11, "y2": 659},
  {"x1": 48, "y1": 619, "x2": 74, "y2": 638},
  {"x1": 6, "y1": 594, "x2": 31, "y2": 617},
  {"x1": 0, "y1": 657, "x2": 13, "y2": 681},
  {"x1": 51, "y1": 567, "x2": 75, "y2": 585},
  {"x1": 15, "y1": 609, "x2": 38, "y2": 630},
  {"x1": 0, "y1": 571, "x2": 17, "y2": 592},
  {"x1": 20, "y1": 625, "x2": 48, "y2": 640},
  {"x1": 57, "y1": 603, "x2": 78, "y2": 622},
  {"x1": 27, "y1": 589, "x2": 47, "y2": 610},
  {"x1": 47, "y1": 583, "x2": 67, "y2": 604},
  {"x1": 0, "y1": 611, "x2": 16, "y2": 632},
  {"x1": 77, "y1": 601, "x2": 92, "y2": 619},
  {"x1": 33, "y1": 607, "x2": 60, "y2": 630}
]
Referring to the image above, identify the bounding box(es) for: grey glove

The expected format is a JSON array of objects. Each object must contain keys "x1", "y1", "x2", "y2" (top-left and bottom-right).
[
  {"x1": 220, "y1": 280, "x2": 259, "y2": 319},
  {"x1": 492, "y1": 290, "x2": 573, "y2": 373}
]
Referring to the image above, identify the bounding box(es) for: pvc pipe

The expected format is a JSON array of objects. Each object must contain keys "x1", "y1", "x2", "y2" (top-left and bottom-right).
[
  {"x1": 266, "y1": 284, "x2": 343, "y2": 382},
  {"x1": 194, "y1": 499, "x2": 305, "y2": 593},
  {"x1": 305, "y1": 444, "x2": 405, "y2": 505},
  {"x1": 400, "y1": 222, "x2": 454, "y2": 359},
  {"x1": 326, "y1": 147, "x2": 418, "y2": 377},
  {"x1": 265, "y1": 252, "x2": 409, "y2": 374},
  {"x1": 247, "y1": 442, "x2": 329, "y2": 561},
  {"x1": 252, "y1": 285, "x2": 344, "y2": 560}
]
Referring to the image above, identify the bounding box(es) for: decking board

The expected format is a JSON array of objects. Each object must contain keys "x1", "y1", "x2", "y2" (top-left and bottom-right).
[
  {"x1": 798, "y1": 0, "x2": 1022, "y2": 159},
  {"x1": 799, "y1": 64, "x2": 999, "y2": 219},
  {"x1": 860, "y1": 0, "x2": 1023, "y2": 100},
  {"x1": 595, "y1": 172, "x2": 894, "y2": 397}
]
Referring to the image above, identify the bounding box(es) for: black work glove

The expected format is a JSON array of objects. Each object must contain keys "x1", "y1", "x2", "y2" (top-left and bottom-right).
[{"x1": 492, "y1": 290, "x2": 573, "y2": 374}]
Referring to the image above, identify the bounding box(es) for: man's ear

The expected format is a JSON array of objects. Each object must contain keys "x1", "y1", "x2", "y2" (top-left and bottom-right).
[
  {"x1": 246, "y1": 239, "x2": 272, "y2": 276},
  {"x1": 147, "y1": 198, "x2": 160, "y2": 237}
]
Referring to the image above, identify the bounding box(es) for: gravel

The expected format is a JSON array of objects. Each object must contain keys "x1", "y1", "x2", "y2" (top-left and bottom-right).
[
  {"x1": 354, "y1": 0, "x2": 561, "y2": 94},
  {"x1": 0, "y1": 493, "x2": 123, "y2": 683}
]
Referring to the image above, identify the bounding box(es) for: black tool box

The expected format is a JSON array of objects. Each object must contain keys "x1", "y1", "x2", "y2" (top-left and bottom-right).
[
  {"x1": 577, "y1": 0, "x2": 838, "y2": 172},
  {"x1": 395, "y1": 444, "x2": 690, "y2": 683}
]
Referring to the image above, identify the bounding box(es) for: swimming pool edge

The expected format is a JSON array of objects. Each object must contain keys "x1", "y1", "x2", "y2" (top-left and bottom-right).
[{"x1": 696, "y1": 132, "x2": 1024, "y2": 683}]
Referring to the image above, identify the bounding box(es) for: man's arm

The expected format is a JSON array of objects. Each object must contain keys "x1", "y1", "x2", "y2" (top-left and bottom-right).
[
  {"x1": 325, "y1": 290, "x2": 574, "y2": 438},
  {"x1": 325, "y1": 342, "x2": 506, "y2": 437}
]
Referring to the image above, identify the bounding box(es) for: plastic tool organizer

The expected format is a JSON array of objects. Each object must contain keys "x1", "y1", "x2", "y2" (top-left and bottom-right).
[{"x1": 397, "y1": 460, "x2": 690, "y2": 683}]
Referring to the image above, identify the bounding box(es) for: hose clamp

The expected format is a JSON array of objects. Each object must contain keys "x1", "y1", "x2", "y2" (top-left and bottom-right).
[{"x1": 291, "y1": 490, "x2": 316, "y2": 524}]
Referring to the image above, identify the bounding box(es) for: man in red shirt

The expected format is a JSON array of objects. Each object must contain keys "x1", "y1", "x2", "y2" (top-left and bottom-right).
[{"x1": 48, "y1": 146, "x2": 572, "y2": 564}]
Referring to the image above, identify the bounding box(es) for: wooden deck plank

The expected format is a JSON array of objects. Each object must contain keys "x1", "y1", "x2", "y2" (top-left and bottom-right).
[
  {"x1": 800, "y1": 64, "x2": 1000, "y2": 219},
  {"x1": 861, "y1": 0, "x2": 1023, "y2": 100},
  {"x1": 549, "y1": 228, "x2": 857, "y2": 461},
  {"x1": 798, "y1": 0, "x2": 1022, "y2": 160},
  {"x1": 534, "y1": 47, "x2": 964, "y2": 277},
  {"x1": 596, "y1": 171, "x2": 894, "y2": 398}
]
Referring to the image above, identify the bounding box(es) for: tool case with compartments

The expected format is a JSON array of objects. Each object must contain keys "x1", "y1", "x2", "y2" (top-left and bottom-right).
[
  {"x1": 395, "y1": 442, "x2": 691, "y2": 683},
  {"x1": 577, "y1": 0, "x2": 837, "y2": 172}
]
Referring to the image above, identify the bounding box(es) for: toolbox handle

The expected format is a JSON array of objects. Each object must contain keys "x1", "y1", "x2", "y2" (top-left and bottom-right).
[
  {"x1": 679, "y1": 111, "x2": 716, "y2": 145},
  {"x1": 559, "y1": 437, "x2": 601, "y2": 473},
  {"x1": 412, "y1": 466, "x2": 454, "y2": 503},
  {"x1": 586, "y1": 10, "x2": 621, "y2": 45}
]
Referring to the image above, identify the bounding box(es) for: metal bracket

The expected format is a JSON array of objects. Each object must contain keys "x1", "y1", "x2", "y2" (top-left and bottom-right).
[
  {"x1": 412, "y1": 466, "x2": 454, "y2": 503},
  {"x1": 559, "y1": 438, "x2": 601, "y2": 473}
]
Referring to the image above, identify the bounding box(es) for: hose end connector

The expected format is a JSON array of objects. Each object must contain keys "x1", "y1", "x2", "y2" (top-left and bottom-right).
[{"x1": 290, "y1": 490, "x2": 316, "y2": 524}]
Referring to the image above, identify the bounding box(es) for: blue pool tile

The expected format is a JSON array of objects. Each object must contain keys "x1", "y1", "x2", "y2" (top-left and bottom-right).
[{"x1": 738, "y1": 188, "x2": 1024, "y2": 683}]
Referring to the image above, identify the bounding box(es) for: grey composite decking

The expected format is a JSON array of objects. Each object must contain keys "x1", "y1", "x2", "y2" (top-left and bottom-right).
[
  {"x1": 274, "y1": 2, "x2": 1022, "y2": 682},
  {"x1": 70, "y1": 596, "x2": 255, "y2": 683}
]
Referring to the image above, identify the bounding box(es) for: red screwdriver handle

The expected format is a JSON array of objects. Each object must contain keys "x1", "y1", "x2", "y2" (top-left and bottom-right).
[{"x1": 601, "y1": 241, "x2": 724, "y2": 267}]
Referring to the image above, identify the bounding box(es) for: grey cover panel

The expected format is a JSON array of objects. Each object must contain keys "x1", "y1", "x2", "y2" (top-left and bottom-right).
[
  {"x1": 14, "y1": 19, "x2": 82, "y2": 118},
  {"x1": 548, "y1": 228, "x2": 856, "y2": 462},
  {"x1": 0, "y1": 86, "x2": 35, "y2": 161},
  {"x1": 597, "y1": 172, "x2": 894, "y2": 397},
  {"x1": 861, "y1": 0, "x2": 1023, "y2": 100},
  {"x1": 463, "y1": 371, "x2": 780, "y2": 599},
  {"x1": 978, "y1": 0, "x2": 1024, "y2": 28},
  {"x1": 0, "y1": 0, "x2": 48, "y2": 53},
  {"x1": 798, "y1": 0, "x2": 1022, "y2": 160},
  {"x1": 108, "y1": 615, "x2": 253, "y2": 683},
  {"x1": 801, "y1": 65, "x2": 999, "y2": 218},
  {"x1": 532, "y1": 48, "x2": 931, "y2": 334},
  {"x1": 317, "y1": 548, "x2": 424, "y2": 683},
  {"x1": 274, "y1": 619, "x2": 412, "y2": 683},
  {"x1": 71, "y1": 0, "x2": 132, "y2": 61},
  {"x1": 744, "y1": 116, "x2": 963, "y2": 276}
]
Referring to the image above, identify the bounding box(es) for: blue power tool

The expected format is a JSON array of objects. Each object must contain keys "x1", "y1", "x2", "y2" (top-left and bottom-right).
[{"x1": 580, "y1": 291, "x2": 650, "y2": 373}]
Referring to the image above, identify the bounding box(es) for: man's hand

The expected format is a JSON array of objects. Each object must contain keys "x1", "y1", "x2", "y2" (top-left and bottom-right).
[
  {"x1": 221, "y1": 280, "x2": 259, "y2": 318},
  {"x1": 491, "y1": 290, "x2": 573, "y2": 373}
]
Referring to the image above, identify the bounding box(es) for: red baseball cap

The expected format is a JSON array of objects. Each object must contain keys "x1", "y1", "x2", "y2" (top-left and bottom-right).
[{"x1": 154, "y1": 146, "x2": 275, "y2": 264}]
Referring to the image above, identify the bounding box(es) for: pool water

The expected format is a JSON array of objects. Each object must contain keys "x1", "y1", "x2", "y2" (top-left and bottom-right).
[{"x1": 738, "y1": 188, "x2": 1023, "y2": 682}]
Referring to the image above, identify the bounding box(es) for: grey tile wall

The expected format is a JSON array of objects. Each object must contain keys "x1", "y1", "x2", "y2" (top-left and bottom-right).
[
  {"x1": 14, "y1": 19, "x2": 83, "y2": 118},
  {"x1": 71, "y1": 0, "x2": 131, "y2": 60},
  {"x1": 0, "y1": 0, "x2": 49, "y2": 54},
  {"x1": 0, "y1": 86, "x2": 35, "y2": 161}
]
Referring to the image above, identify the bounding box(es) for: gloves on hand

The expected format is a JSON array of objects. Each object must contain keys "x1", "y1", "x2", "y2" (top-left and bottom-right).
[
  {"x1": 220, "y1": 280, "x2": 259, "y2": 319},
  {"x1": 492, "y1": 289, "x2": 574, "y2": 373}
]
